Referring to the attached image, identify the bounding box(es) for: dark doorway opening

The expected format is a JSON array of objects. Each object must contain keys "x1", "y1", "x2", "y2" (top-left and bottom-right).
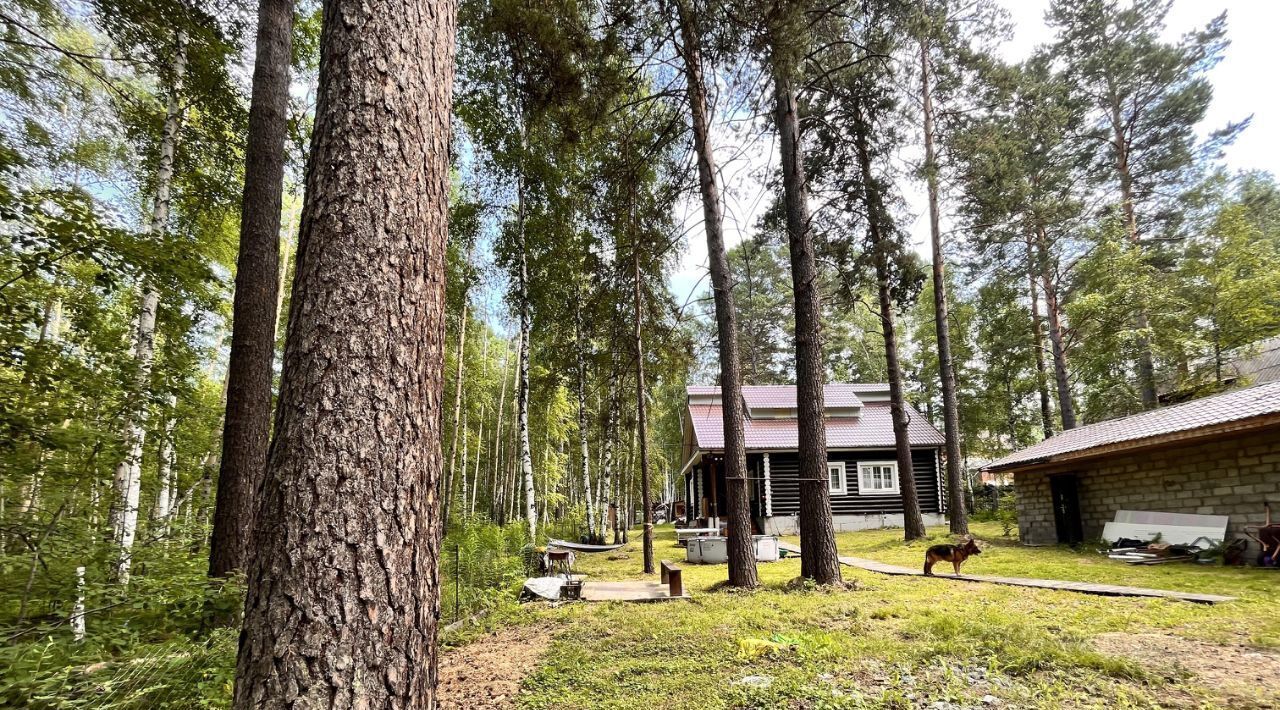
[{"x1": 1049, "y1": 474, "x2": 1084, "y2": 545}]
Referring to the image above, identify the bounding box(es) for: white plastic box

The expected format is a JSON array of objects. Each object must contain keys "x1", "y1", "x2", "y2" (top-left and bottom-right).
[{"x1": 685, "y1": 535, "x2": 780, "y2": 564}]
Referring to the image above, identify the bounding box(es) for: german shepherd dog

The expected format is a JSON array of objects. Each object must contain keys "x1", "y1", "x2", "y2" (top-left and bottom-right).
[{"x1": 924, "y1": 537, "x2": 981, "y2": 576}]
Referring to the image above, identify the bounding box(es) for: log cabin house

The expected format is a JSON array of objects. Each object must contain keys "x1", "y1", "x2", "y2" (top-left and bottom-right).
[{"x1": 678, "y1": 384, "x2": 948, "y2": 535}]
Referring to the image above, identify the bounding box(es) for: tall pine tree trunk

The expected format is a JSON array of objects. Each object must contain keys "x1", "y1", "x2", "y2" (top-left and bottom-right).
[
  {"x1": 917, "y1": 25, "x2": 966, "y2": 534},
  {"x1": 1034, "y1": 226, "x2": 1076, "y2": 429},
  {"x1": 631, "y1": 242, "x2": 654, "y2": 574},
  {"x1": 210, "y1": 0, "x2": 294, "y2": 581},
  {"x1": 771, "y1": 60, "x2": 841, "y2": 584},
  {"x1": 110, "y1": 38, "x2": 185, "y2": 584},
  {"x1": 1110, "y1": 109, "x2": 1157, "y2": 409},
  {"x1": 1025, "y1": 237, "x2": 1054, "y2": 437},
  {"x1": 677, "y1": 0, "x2": 757, "y2": 587},
  {"x1": 232, "y1": 0, "x2": 456, "y2": 704},
  {"x1": 851, "y1": 99, "x2": 927, "y2": 541}
]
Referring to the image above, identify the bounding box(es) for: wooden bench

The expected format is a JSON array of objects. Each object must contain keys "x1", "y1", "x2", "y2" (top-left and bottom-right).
[{"x1": 659, "y1": 560, "x2": 683, "y2": 597}]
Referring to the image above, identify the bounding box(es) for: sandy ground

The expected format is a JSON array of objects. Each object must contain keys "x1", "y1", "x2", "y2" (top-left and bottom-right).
[
  {"x1": 1093, "y1": 632, "x2": 1280, "y2": 708},
  {"x1": 436, "y1": 623, "x2": 552, "y2": 709}
]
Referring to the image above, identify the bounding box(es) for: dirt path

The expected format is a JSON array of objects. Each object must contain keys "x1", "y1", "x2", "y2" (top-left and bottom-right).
[
  {"x1": 436, "y1": 623, "x2": 552, "y2": 709},
  {"x1": 1094, "y1": 632, "x2": 1280, "y2": 708}
]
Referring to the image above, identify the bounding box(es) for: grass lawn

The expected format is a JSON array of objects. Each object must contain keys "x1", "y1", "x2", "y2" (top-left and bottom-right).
[{"x1": 444, "y1": 521, "x2": 1280, "y2": 709}]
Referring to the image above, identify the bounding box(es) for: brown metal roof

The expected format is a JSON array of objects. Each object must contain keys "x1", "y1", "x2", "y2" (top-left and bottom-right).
[{"x1": 986, "y1": 380, "x2": 1280, "y2": 472}]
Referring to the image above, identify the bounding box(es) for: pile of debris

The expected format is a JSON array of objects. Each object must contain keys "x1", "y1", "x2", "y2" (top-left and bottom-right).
[
  {"x1": 1105, "y1": 540, "x2": 1214, "y2": 565},
  {"x1": 1101, "y1": 510, "x2": 1227, "y2": 565}
]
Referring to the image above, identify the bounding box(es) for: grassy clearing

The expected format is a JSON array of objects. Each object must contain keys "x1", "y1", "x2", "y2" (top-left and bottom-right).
[
  {"x1": 818, "y1": 523, "x2": 1280, "y2": 649},
  {"x1": 452, "y1": 521, "x2": 1280, "y2": 709}
]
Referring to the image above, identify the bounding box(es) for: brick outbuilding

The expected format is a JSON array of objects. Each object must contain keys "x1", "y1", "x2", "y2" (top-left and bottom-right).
[{"x1": 984, "y1": 382, "x2": 1280, "y2": 546}]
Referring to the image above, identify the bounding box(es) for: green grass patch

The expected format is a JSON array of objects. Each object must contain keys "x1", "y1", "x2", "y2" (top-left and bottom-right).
[{"x1": 497, "y1": 521, "x2": 1278, "y2": 708}]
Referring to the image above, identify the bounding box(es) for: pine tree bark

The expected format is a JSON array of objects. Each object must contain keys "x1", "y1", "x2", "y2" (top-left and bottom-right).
[
  {"x1": 772, "y1": 61, "x2": 841, "y2": 584},
  {"x1": 917, "y1": 26, "x2": 966, "y2": 534},
  {"x1": 1034, "y1": 226, "x2": 1076, "y2": 429},
  {"x1": 1109, "y1": 102, "x2": 1158, "y2": 409},
  {"x1": 1025, "y1": 237, "x2": 1054, "y2": 437},
  {"x1": 209, "y1": 0, "x2": 294, "y2": 581},
  {"x1": 677, "y1": 0, "x2": 757, "y2": 587},
  {"x1": 110, "y1": 38, "x2": 185, "y2": 584},
  {"x1": 631, "y1": 242, "x2": 654, "y2": 574},
  {"x1": 850, "y1": 99, "x2": 927, "y2": 541},
  {"x1": 231, "y1": 0, "x2": 456, "y2": 705}
]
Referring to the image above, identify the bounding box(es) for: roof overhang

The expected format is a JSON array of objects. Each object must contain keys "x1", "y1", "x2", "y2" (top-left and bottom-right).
[
  {"x1": 678, "y1": 448, "x2": 703, "y2": 477},
  {"x1": 986, "y1": 413, "x2": 1280, "y2": 475}
]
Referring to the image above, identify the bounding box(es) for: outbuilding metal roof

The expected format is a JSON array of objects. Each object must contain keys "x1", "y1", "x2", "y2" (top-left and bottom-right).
[
  {"x1": 686, "y1": 385, "x2": 945, "y2": 451},
  {"x1": 985, "y1": 380, "x2": 1280, "y2": 472}
]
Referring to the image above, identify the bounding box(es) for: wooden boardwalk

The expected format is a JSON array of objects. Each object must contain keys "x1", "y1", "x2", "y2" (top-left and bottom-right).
[{"x1": 776, "y1": 542, "x2": 1235, "y2": 604}]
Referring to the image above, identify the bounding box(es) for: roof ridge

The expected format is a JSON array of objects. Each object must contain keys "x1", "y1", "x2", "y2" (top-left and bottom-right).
[{"x1": 1056, "y1": 379, "x2": 1280, "y2": 437}]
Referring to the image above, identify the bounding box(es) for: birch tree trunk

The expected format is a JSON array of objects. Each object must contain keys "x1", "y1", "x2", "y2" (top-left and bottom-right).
[
  {"x1": 459, "y1": 394, "x2": 470, "y2": 516},
  {"x1": 72, "y1": 565, "x2": 86, "y2": 641},
  {"x1": 471, "y1": 410, "x2": 483, "y2": 515},
  {"x1": 574, "y1": 305, "x2": 595, "y2": 540},
  {"x1": 231, "y1": 0, "x2": 456, "y2": 703},
  {"x1": 152, "y1": 395, "x2": 178, "y2": 533},
  {"x1": 676, "y1": 0, "x2": 757, "y2": 587},
  {"x1": 210, "y1": 0, "x2": 294, "y2": 581},
  {"x1": 443, "y1": 298, "x2": 468, "y2": 520},
  {"x1": 917, "y1": 22, "x2": 966, "y2": 534},
  {"x1": 518, "y1": 222, "x2": 537, "y2": 542},
  {"x1": 491, "y1": 331, "x2": 514, "y2": 521},
  {"x1": 600, "y1": 355, "x2": 618, "y2": 541},
  {"x1": 110, "y1": 39, "x2": 186, "y2": 585},
  {"x1": 771, "y1": 58, "x2": 841, "y2": 584}
]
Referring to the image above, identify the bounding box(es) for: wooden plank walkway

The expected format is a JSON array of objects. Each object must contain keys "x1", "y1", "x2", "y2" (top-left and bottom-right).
[
  {"x1": 580, "y1": 581, "x2": 689, "y2": 603},
  {"x1": 776, "y1": 542, "x2": 1235, "y2": 604}
]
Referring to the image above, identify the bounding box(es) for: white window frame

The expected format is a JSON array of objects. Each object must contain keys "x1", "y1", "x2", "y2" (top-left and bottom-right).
[
  {"x1": 827, "y1": 461, "x2": 847, "y2": 495},
  {"x1": 857, "y1": 461, "x2": 900, "y2": 495}
]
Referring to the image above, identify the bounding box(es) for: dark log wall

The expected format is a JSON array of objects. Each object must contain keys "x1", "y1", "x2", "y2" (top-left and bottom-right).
[{"x1": 767, "y1": 448, "x2": 941, "y2": 516}]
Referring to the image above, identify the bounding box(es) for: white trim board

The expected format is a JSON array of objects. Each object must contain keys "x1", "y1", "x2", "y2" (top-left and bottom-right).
[{"x1": 1114, "y1": 510, "x2": 1228, "y2": 528}]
